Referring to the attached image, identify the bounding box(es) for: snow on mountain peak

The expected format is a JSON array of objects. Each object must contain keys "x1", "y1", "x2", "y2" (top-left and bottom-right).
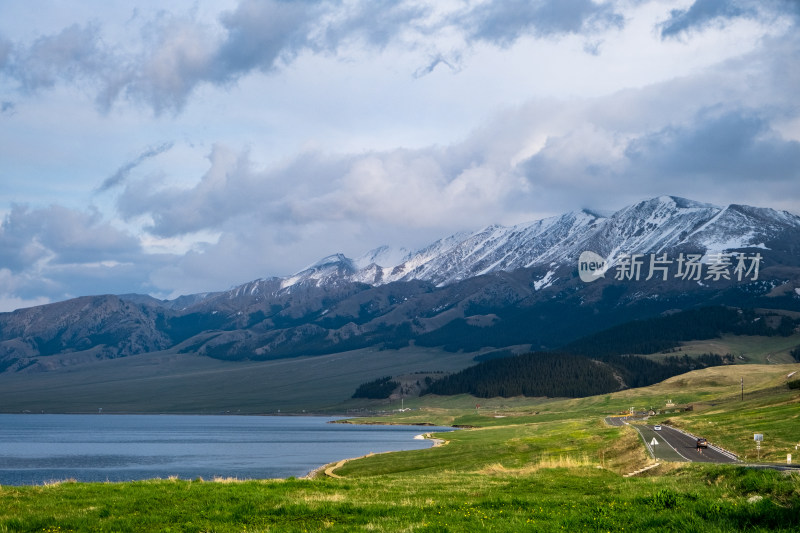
[
  {"x1": 279, "y1": 253, "x2": 358, "y2": 289},
  {"x1": 274, "y1": 197, "x2": 799, "y2": 291},
  {"x1": 354, "y1": 246, "x2": 410, "y2": 269},
  {"x1": 308, "y1": 253, "x2": 351, "y2": 269},
  {"x1": 666, "y1": 196, "x2": 719, "y2": 209}
]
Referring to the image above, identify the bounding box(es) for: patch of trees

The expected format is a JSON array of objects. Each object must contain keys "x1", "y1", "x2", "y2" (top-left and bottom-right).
[
  {"x1": 604, "y1": 353, "x2": 732, "y2": 389},
  {"x1": 562, "y1": 307, "x2": 799, "y2": 358},
  {"x1": 424, "y1": 351, "x2": 732, "y2": 399},
  {"x1": 352, "y1": 376, "x2": 399, "y2": 399},
  {"x1": 424, "y1": 352, "x2": 620, "y2": 398},
  {"x1": 791, "y1": 346, "x2": 800, "y2": 363}
]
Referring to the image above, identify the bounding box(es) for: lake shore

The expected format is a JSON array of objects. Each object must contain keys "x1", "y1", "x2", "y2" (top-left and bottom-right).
[
  {"x1": 305, "y1": 431, "x2": 450, "y2": 479},
  {"x1": 0, "y1": 414, "x2": 451, "y2": 486}
]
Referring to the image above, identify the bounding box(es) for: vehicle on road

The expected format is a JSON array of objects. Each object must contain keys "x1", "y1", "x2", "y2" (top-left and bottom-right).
[
  {"x1": 696, "y1": 438, "x2": 708, "y2": 449},
  {"x1": 654, "y1": 425, "x2": 661, "y2": 431}
]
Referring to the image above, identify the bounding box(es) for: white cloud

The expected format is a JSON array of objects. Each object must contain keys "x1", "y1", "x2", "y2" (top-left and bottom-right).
[{"x1": 0, "y1": 0, "x2": 799, "y2": 309}]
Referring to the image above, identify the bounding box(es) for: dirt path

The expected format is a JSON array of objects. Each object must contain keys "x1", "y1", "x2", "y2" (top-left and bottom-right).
[{"x1": 307, "y1": 433, "x2": 449, "y2": 479}]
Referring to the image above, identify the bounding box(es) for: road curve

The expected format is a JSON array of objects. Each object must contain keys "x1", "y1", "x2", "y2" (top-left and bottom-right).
[{"x1": 605, "y1": 417, "x2": 738, "y2": 464}]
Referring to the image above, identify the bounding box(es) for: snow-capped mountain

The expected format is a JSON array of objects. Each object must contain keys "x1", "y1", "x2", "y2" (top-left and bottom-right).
[
  {"x1": 2, "y1": 196, "x2": 799, "y2": 371},
  {"x1": 276, "y1": 196, "x2": 800, "y2": 291}
]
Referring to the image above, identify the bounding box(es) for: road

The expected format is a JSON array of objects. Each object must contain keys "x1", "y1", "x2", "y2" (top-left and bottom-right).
[{"x1": 605, "y1": 417, "x2": 738, "y2": 464}]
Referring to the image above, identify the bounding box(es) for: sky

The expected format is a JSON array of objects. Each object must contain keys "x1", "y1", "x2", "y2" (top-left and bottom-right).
[{"x1": 1, "y1": 0, "x2": 799, "y2": 311}]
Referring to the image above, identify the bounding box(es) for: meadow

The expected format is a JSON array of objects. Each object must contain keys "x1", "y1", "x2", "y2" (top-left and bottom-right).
[
  {"x1": 1, "y1": 466, "x2": 797, "y2": 532},
  {"x1": 0, "y1": 364, "x2": 798, "y2": 532},
  {"x1": 0, "y1": 347, "x2": 478, "y2": 415},
  {"x1": 671, "y1": 333, "x2": 800, "y2": 365}
]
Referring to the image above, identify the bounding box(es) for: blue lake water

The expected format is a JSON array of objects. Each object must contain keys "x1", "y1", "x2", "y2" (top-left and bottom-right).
[{"x1": 0, "y1": 414, "x2": 451, "y2": 485}]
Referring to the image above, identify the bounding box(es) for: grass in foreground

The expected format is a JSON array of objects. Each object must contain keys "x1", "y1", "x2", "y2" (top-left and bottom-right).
[{"x1": 0, "y1": 466, "x2": 798, "y2": 532}]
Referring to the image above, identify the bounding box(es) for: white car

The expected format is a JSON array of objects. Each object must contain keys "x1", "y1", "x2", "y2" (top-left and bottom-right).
[{"x1": 654, "y1": 425, "x2": 662, "y2": 431}]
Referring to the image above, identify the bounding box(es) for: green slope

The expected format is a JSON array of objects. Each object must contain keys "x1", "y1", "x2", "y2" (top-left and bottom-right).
[{"x1": 0, "y1": 347, "x2": 477, "y2": 414}]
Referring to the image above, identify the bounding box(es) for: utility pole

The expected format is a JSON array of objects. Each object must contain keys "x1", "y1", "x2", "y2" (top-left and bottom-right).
[{"x1": 741, "y1": 377, "x2": 744, "y2": 401}]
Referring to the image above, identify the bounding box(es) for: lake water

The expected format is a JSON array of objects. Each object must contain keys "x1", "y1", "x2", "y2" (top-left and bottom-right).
[{"x1": 0, "y1": 414, "x2": 451, "y2": 485}]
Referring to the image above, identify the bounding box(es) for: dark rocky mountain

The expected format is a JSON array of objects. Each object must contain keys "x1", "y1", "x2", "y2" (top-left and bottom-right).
[
  {"x1": 1, "y1": 196, "x2": 799, "y2": 373},
  {"x1": 0, "y1": 295, "x2": 171, "y2": 372}
]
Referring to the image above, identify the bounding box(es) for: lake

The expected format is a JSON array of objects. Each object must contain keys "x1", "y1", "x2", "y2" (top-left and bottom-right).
[{"x1": 0, "y1": 414, "x2": 451, "y2": 485}]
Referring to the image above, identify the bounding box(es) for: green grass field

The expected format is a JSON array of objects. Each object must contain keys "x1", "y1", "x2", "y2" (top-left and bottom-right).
[
  {"x1": 0, "y1": 347, "x2": 478, "y2": 414},
  {"x1": 1, "y1": 466, "x2": 797, "y2": 532},
  {"x1": 2, "y1": 333, "x2": 797, "y2": 415},
  {"x1": 677, "y1": 333, "x2": 800, "y2": 364},
  {"x1": 1, "y1": 363, "x2": 798, "y2": 532}
]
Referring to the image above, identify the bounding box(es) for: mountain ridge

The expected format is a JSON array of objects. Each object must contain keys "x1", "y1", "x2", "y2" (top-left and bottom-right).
[
  {"x1": 1, "y1": 196, "x2": 799, "y2": 372},
  {"x1": 267, "y1": 195, "x2": 800, "y2": 292}
]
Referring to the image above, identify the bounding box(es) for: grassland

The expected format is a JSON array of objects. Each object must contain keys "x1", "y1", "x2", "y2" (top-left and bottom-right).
[
  {"x1": 677, "y1": 333, "x2": 800, "y2": 364},
  {"x1": 1, "y1": 363, "x2": 798, "y2": 532},
  {"x1": 2, "y1": 332, "x2": 797, "y2": 415},
  {"x1": 1, "y1": 466, "x2": 797, "y2": 532},
  {"x1": 0, "y1": 347, "x2": 478, "y2": 414}
]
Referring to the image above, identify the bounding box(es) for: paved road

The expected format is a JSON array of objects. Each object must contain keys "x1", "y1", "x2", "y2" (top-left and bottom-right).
[
  {"x1": 605, "y1": 417, "x2": 738, "y2": 464},
  {"x1": 605, "y1": 418, "x2": 800, "y2": 471},
  {"x1": 605, "y1": 416, "x2": 630, "y2": 427}
]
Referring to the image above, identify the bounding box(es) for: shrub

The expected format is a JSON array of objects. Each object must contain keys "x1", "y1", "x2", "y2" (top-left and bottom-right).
[
  {"x1": 651, "y1": 488, "x2": 678, "y2": 509},
  {"x1": 351, "y1": 376, "x2": 399, "y2": 399}
]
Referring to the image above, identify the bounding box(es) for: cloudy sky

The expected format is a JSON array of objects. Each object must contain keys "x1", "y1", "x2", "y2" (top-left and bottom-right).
[{"x1": 1, "y1": 0, "x2": 799, "y2": 310}]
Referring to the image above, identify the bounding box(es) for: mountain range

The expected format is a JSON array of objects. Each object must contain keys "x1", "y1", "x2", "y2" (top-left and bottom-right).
[{"x1": 2, "y1": 195, "x2": 800, "y2": 374}]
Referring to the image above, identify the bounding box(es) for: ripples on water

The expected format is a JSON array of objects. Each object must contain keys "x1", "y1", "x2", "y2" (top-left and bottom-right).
[{"x1": 0, "y1": 414, "x2": 450, "y2": 485}]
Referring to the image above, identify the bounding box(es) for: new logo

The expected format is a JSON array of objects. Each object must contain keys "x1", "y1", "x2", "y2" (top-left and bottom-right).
[{"x1": 578, "y1": 251, "x2": 607, "y2": 283}]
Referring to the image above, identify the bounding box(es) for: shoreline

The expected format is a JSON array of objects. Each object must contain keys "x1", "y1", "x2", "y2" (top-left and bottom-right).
[
  {"x1": 305, "y1": 432, "x2": 449, "y2": 479},
  {"x1": 1, "y1": 416, "x2": 454, "y2": 486}
]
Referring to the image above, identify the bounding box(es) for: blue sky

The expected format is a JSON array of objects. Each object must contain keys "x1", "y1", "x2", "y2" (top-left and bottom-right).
[{"x1": 1, "y1": 0, "x2": 799, "y2": 310}]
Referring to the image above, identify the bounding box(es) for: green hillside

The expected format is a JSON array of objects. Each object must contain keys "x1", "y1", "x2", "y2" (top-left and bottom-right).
[
  {"x1": 2, "y1": 363, "x2": 798, "y2": 531},
  {"x1": 0, "y1": 347, "x2": 477, "y2": 414},
  {"x1": 3, "y1": 305, "x2": 798, "y2": 414},
  {"x1": 416, "y1": 306, "x2": 800, "y2": 399},
  {"x1": 561, "y1": 306, "x2": 798, "y2": 358},
  {"x1": 677, "y1": 333, "x2": 800, "y2": 364}
]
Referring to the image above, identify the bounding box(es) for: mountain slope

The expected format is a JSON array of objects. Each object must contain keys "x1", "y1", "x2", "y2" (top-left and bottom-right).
[
  {"x1": 0, "y1": 196, "x2": 799, "y2": 370},
  {"x1": 279, "y1": 195, "x2": 800, "y2": 290},
  {"x1": 0, "y1": 295, "x2": 171, "y2": 372},
  {"x1": 422, "y1": 306, "x2": 799, "y2": 399}
]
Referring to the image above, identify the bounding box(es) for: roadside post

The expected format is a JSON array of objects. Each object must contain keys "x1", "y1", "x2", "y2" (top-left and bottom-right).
[
  {"x1": 754, "y1": 433, "x2": 763, "y2": 461},
  {"x1": 788, "y1": 454, "x2": 792, "y2": 465}
]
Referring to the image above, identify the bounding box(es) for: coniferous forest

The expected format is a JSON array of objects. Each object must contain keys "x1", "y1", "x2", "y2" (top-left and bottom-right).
[
  {"x1": 423, "y1": 352, "x2": 619, "y2": 398},
  {"x1": 561, "y1": 307, "x2": 797, "y2": 359},
  {"x1": 417, "y1": 307, "x2": 791, "y2": 399},
  {"x1": 422, "y1": 351, "x2": 731, "y2": 398},
  {"x1": 351, "y1": 376, "x2": 400, "y2": 399},
  {"x1": 791, "y1": 346, "x2": 800, "y2": 362}
]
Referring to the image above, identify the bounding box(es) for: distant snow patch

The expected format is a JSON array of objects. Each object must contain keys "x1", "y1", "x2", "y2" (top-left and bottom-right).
[
  {"x1": 700, "y1": 232, "x2": 768, "y2": 253},
  {"x1": 534, "y1": 270, "x2": 556, "y2": 290},
  {"x1": 280, "y1": 275, "x2": 301, "y2": 289},
  {"x1": 354, "y1": 246, "x2": 410, "y2": 269}
]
